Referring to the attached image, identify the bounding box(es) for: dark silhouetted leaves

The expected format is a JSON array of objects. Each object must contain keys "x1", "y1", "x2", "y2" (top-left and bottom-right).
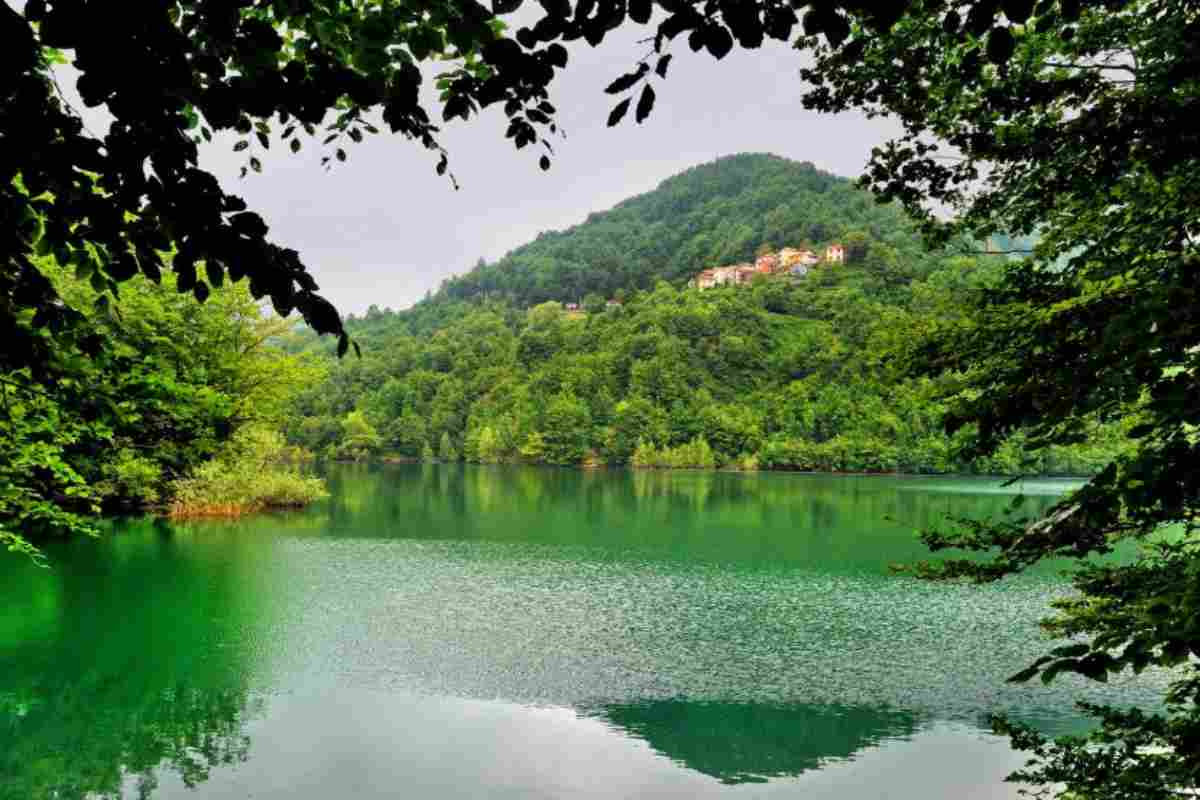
[
  {"x1": 546, "y1": 43, "x2": 568, "y2": 67},
  {"x1": 705, "y1": 25, "x2": 734, "y2": 59},
  {"x1": 604, "y1": 64, "x2": 648, "y2": 94},
  {"x1": 635, "y1": 84, "x2": 655, "y2": 123},
  {"x1": 230, "y1": 212, "x2": 269, "y2": 239},
  {"x1": 986, "y1": 26, "x2": 1016, "y2": 64},
  {"x1": 607, "y1": 97, "x2": 631, "y2": 126}
]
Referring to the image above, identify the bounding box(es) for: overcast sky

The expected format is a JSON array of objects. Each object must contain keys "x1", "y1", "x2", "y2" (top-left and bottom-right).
[{"x1": 60, "y1": 17, "x2": 902, "y2": 315}]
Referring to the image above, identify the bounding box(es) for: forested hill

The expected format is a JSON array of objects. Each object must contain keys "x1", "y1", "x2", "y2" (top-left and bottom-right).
[
  {"x1": 277, "y1": 152, "x2": 1123, "y2": 477},
  {"x1": 433, "y1": 153, "x2": 921, "y2": 309}
]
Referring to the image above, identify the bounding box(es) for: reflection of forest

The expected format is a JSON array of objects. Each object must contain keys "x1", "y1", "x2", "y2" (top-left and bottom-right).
[
  {"x1": 0, "y1": 683, "x2": 258, "y2": 800},
  {"x1": 594, "y1": 700, "x2": 921, "y2": 784},
  {"x1": 318, "y1": 463, "x2": 1066, "y2": 571},
  {"x1": 0, "y1": 466, "x2": 1088, "y2": 798},
  {"x1": 0, "y1": 528, "x2": 269, "y2": 800}
]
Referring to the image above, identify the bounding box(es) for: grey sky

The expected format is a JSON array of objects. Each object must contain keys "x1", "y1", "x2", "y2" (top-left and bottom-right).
[{"x1": 50, "y1": 13, "x2": 902, "y2": 315}]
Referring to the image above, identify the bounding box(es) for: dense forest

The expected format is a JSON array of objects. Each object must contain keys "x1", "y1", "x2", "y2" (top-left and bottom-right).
[
  {"x1": 282, "y1": 155, "x2": 1123, "y2": 475},
  {"x1": 0, "y1": 259, "x2": 324, "y2": 556}
]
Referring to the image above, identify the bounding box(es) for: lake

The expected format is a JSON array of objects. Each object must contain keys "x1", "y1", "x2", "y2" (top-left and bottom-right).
[{"x1": 0, "y1": 465, "x2": 1162, "y2": 799}]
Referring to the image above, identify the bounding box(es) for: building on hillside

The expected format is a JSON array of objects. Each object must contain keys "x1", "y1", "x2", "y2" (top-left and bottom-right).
[
  {"x1": 825, "y1": 243, "x2": 846, "y2": 263},
  {"x1": 563, "y1": 302, "x2": 580, "y2": 312},
  {"x1": 755, "y1": 253, "x2": 778, "y2": 274},
  {"x1": 732, "y1": 264, "x2": 758, "y2": 284},
  {"x1": 779, "y1": 248, "x2": 819, "y2": 269},
  {"x1": 789, "y1": 264, "x2": 810, "y2": 278},
  {"x1": 693, "y1": 260, "x2": 773, "y2": 290}
]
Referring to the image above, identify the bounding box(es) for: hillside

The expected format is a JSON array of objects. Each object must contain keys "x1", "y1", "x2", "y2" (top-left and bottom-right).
[
  {"x1": 280, "y1": 151, "x2": 1123, "y2": 474},
  {"x1": 434, "y1": 153, "x2": 925, "y2": 307},
  {"x1": 280, "y1": 152, "x2": 1125, "y2": 475},
  {"x1": 282, "y1": 152, "x2": 933, "y2": 351}
]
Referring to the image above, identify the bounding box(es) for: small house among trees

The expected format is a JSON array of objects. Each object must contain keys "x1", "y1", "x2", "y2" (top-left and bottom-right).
[{"x1": 692, "y1": 242, "x2": 841, "y2": 289}]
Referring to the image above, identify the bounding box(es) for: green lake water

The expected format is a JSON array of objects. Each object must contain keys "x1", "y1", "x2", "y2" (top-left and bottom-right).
[{"x1": 0, "y1": 465, "x2": 1164, "y2": 798}]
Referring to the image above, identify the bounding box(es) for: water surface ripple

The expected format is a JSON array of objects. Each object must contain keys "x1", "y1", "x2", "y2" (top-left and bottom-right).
[{"x1": 0, "y1": 466, "x2": 1163, "y2": 799}]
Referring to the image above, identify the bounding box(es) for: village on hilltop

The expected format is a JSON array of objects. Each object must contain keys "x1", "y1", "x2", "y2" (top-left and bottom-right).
[
  {"x1": 690, "y1": 243, "x2": 845, "y2": 289},
  {"x1": 562, "y1": 243, "x2": 846, "y2": 313}
]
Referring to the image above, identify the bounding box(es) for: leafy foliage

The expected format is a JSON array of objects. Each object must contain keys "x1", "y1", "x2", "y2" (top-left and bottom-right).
[
  {"x1": 169, "y1": 426, "x2": 327, "y2": 517},
  {"x1": 0, "y1": 258, "x2": 322, "y2": 555},
  {"x1": 796, "y1": 3, "x2": 1200, "y2": 797}
]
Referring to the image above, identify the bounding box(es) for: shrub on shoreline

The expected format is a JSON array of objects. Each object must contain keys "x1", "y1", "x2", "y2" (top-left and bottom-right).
[{"x1": 168, "y1": 427, "x2": 327, "y2": 518}]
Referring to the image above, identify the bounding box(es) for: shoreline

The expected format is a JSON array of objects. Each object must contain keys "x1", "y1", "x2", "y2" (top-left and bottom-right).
[{"x1": 333, "y1": 457, "x2": 1092, "y2": 482}]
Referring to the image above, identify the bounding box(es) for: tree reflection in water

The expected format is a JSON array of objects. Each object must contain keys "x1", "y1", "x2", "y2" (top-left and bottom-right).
[
  {"x1": 0, "y1": 522, "x2": 268, "y2": 800},
  {"x1": 594, "y1": 700, "x2": 921, "y2": 784}
]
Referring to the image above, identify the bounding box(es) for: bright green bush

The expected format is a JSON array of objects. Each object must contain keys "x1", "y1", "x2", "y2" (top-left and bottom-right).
[
  {"x1": 96, "y1": 449, "x2": 163, "y2": 507},
  {"x1": 631, "y1": 436, "x2": 717, "y2": 469},
  {"x1": 168, "y1": 427, "x2": 327, "y2": 517}
]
